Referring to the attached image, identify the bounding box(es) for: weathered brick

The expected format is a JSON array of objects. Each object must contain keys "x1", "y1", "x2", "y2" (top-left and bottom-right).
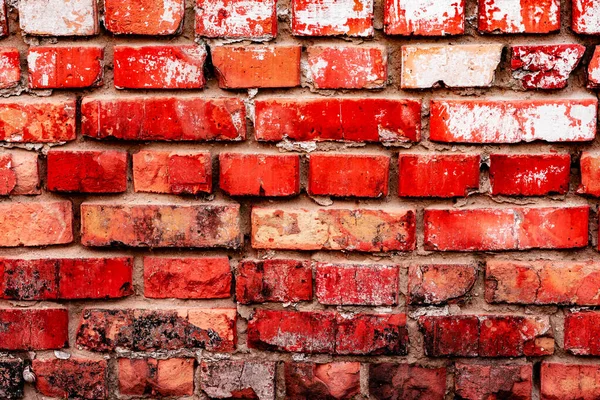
[
  {"x1": 541, "y1": 363, "x2": 600, "y2": 400},
  {"x1": 0, "y1": 1, "x2": 7, "y2": 37},
  {"x1": 81, "y1": 96, "x2": 245, "y2": 141},
  {"x1": 315, "y1": 263, "x2": 398, "y2": 306},
  {"x1": 564, "y1": 311, "x2": 600, "y2": 355},
  {"x1": 573, "y1": 0, "x2": 600, "y2": 34},
  {"x1": 251, "y1": 207, "x2": 416, "y2": 252},
  {"x1": 211, "y1": 45, "x2": 301, "y2": 89},
  {"x1": 455, "y1": 363, "x2": 533, "y2": 400},
  {"x1": 219, "y1": 153, "x2": 300, "y2": 197},
  {"x1": 114, "y1": 45, "x2": 206, "y2": 89},
  {"x1": 369, "y1": 363, "x2": 447, "y2": 400},
  {"x1": 19, "y1": 0, "x2": 98, "y2": 36},
  {"x1": 478, "y1": 0, "x2": 560, "y2": 34},
  {"x1": 118, "y1": 358, "x2": 194, "y2": 397},
  {"x1": 408, "y1": 264, "x2": 477, "y2": 305},
  {"x1": 33, "y1": 359, "x2": 107, "y2": 399},
  {"x1": 28, "y1": 46, "x2": 103, "y2": 89},
  {"x1": 401, "y1": 44, "x2": 503, "y2": 88},
  {"x1": 0, "y1": 359, "x2": 23, "y2": 399},
  {"x1": 255, "y1": 98, "x2": 421, "y2": 143},
  {"x1": 0, "y1": 309, "x2": 68, "y2": 350},
  {"x1": 196, "y1": 0, "x2": 277, "y2": 39},
  {"x1": 81, "y1": 203, "x2": 241, "y2": 248},
  {"x1": 0, "y1": 48, "x2": 20, "y2": 89},
  {"x1": 384, "y1": 0, "x2": 464, "y2": 35},
  {"x1": 588, "y1": 46, "x2": 600, "y2": 88},
  {"x1": 336, "y1": 313, "x2": 408, "y2": 355},
  {"x1": 398, "y1": 154, "x2": 480, "y2": 198},
  {"x1": 285, "y1": 362, "x2": 360, "y2": 399},
  {"x1": 0, "y1": 151, "x2": 40, "y2": 195},
  {"x1": 307, "y1": 45, "x2": 387, "y2": 89},
  {"x1": 0, "y1": 201, "x2": 72, "y2": 247},
  {"x1": 47, "y1": 150, "x2": 127, "y2": 193},
  {"x1": 200, "y1": 360, "x2": 276, "y2": 400},
  {"x1": 144, "y1": 257, "x2": 231, "y2": 299},
  {"x1": 430, "y1": 99, "x2": 598, "y2": 143},
  {"x1": 235, "y1": 259, "x2": 312, "y2": 304},
  {"x1": 424, "y1": 206, "x2": 589, "y2": 251},
  {"x1": 578, "y1": 151, "x2": 600, "y2": 196},
  {"x1": 104, "y1": 0, "x2": 184, "y2": 35},
  {"x1": 292, "y1": 0, "x2": 373, "y2": 37}
]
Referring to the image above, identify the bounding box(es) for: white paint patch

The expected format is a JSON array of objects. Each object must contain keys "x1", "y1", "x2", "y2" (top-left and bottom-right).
[
  {"x1": 160, "y1": 0, "x2": 182, "y2": 24},
  {"x1": 199, "y1": 0, "x2": 276, "y2": 38},
  {"x1": 485, "y1": 0, "x2": 526, "y2": 31},
  {"x1": 389, "y1": 0, "x2": 463, "y2": 34},
  {"x1": 574, "y1": 0, "x2": 600, "y2": 33},
  {"x1": 293, "y1": 0, "x2": 373, "y2": 36},
  {"x1": 512, "y1": 46, "x2": 584, "y2": 88},
  {"x1": 19, "y1": 0, "x2": 97, "y2": 36}
]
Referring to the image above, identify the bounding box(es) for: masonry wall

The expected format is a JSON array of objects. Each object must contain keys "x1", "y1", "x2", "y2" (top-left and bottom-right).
[{"x1": 0, "y1": 0, "x2": 599, "y2": 398}]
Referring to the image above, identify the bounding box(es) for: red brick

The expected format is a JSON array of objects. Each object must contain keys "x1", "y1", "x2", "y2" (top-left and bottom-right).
[
  {"x1": 564, "y1": 311, "x2": 600, "y2": 355},
  {"x1": 0, "y1": 151, "x2": 39, "y2": 195},
  {"x1": 0, "y1": 1, "x2": 7, "y2": 37},
  {"x1": 105, "y1": 0, "x2": 184, "y2": 35},
  {"x1": 0, "y1": 154, "x2": 15, "y2": 195},
  {"x1": 578, "y1": 151, "x2": 600, "y2": 196},
  {"x1": 369, "y1": 363, "x2": 447, "y2": 400},
  {"x1": 200, "y1": 360, "x2": 276, "y2": 399},
  {"x1": 28, "y1": 46, "x2": 103, "y2": 89},
  {"x1": 541, "y1": 363, "x2": 600, "y2": 400},
  {"x1": 588, "y1": 46, "x2": 600, "y2": 88},
  {"x1": 336, "y1": 313, "x2": 408, "y2": 355},
  {"x1": 292, "y1": 0, "x2": 373, "y2": 37},
  {"x1": 307, "y1": 45, "x2": 387, "y2": 89},
  {"x1": 252, "y1": 207, "x2": 416, "y2": 252},
  {"x1": 33, "y1": 359, "x2": 107, "y2": 399},
  {"x1": 489, "y1": 154, "x2": 570, "y2": 196},
  {"x1": 573, "y1": 0, "x2": 600, "y2": 34},
  {"x1": 424, "y1": 206, "x2": 589, "y2": 251},
  {"x1": 133, "y1": 150, "x2": 212, "y2": 195},
  {"x1": 315, "y1": 263, "x2": 398, "y2": 306},
  {"x1": 81, "y1": 96, "x2": 245, "y2": 141},
  {"x1": 195, "y1": 0, "x2": 277, "y2": 39},
  {"x1": 0, "y1": 201, "x2": 72, "y2": 247},
  {"x1": 81, "y1": 203, "x2": 241, "y2": 248},
  {"x1": 308, "y1": 153, "x2": 389, "y2": 198},
  {"x1": 478, "y1": 0, "x2": 560, "y2": 34},
  {"x1": 219, "y1": 153, "x2": 299, "y2": 197},
  {"x1": 455, "y1": 363, "x2": 533, "y2": 400},
  {"x1": 386, "y1": 0, "x2": 463, "y2": 36},
  {"x1": 211, "y1": 45, "x2": 301, "y2": 89},
  {"x1": 285, "y1": 362, "x2": 360, "y2": 399},
  {"x1": 511, "y1": 45, "x2": 585, "y2": 90},
  {"x1": 235, "y1": 259, "x2": 312, "y2": 304},
  {"x1": 144, "y1": 257, "x2": 231, "y2": 299},
  {"x1": 77, "y1": 308, "x2": 236, "y2": 352},
  {"x1": 398, "y1": 154, "x2": 480, "y2": 197},
  {"x1": 408, "y1": 264, "x2": 477, "y2": 305},
  {"x1": 0, "y1": 48, "x2": 20, "y2": 89},
  {"x1": 429, "y1": 99, "x2": 597, "y2": 143},
  {"x1": 0, "y1": 359, "x2": 23, "y2": 399},
  {"x1": 114, "y1": 45, "x2": 206, "y2": 89},
  {"x1": 255, "y1": 98, "x2": 421, "y2": 143},
  {"x1": 118, "y1": 358, "x2": 194, "y2": 397},
  {"x1": 19, "y1": 0, "x2": 98, "y2": 36},
  {"x1": 0, "y1": 308, "x2": 68, "y2": 350},
  {"x1": 47, "y1": 150, "x2": 127, "y2": 193},
  {"x1": 0, "y1": 97, "x2": 76, "y2": 143}
]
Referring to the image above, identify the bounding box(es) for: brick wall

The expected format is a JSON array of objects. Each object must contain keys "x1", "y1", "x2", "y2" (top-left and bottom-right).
[{"x1": 0, "y1": 0, "x2": 599, "y2": 398}]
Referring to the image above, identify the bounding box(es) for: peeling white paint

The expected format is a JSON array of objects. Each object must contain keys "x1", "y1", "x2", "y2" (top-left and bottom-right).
[
  {"x1": 574, "y1": 0, "x2": 600, "y2": 33},
  {"x1": 293, "y1": 0, "x2": 373, "y2": 36},
  {"x1": 388, "y1": 0, "x2": 463, "y2": 34},
  {"x1": 198, "y1": 0, "x2": 276, "y2": 38},
  {"x1": 19, "y1": 0, "x2": 97, "y2": 36}
]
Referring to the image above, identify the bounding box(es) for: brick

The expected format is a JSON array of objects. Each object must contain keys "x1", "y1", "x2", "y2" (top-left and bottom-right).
[
  {"x1": 114, "y1": 45, "x2": 206, "y2": 89},
  {"x1": 478, "y1": 0, "x2": 560, "y2": 34},
  {"x1": 384, "y1": 0, "x2": 464, "y2": 35},
  {"x1": 0, "y1": 257, "x2": 133, "y2": 300},
  {"x1": 398, "y1": 154, "x2": 480, "y2": 198},
  {"x1": 255, "y1": 98, "x2": 421, "y2": 143},
  {"x1": 369, "y1": 363, "x2": 447, "y2": 400},
  {"x1": 19, "y1": 0, "x2": 98, "y2": 36},
  {"x1": 219, "y1": 153, "x2": 300, "y2": 197},
  {"x1": 144, "y1": 257, "x2": 231, "y2": 299},
  {"x1": 81, "y1": 203, "x2": 241, "y2": 248},
  {"x1": 564, "y1": 311, "x2": 600, "y2": 355},
  {"x1": 118, "y1": 358, "x2": 194, "y2": 397},
  {"x1": 47, "y1": 150, "x2": 127, "y2": 193},
  {"x1": 105, "y1": 0, "x2": 184, "y2": 35},
  {"x1": 0, "y1": 154, "x2": 15, "y2": 195},
  {"x1": 285, "y1": 362, "x2": 360, "y2": 399},
  {"x1": 315, "y1": 263, "x2": 398, "y2": 306},
  {"x1": 424, "y1": 206, "x2": 589, "y2": 251},
  {"x1": 200, "y1": 360, "x2": 276, "y2": 400},
  {"x1": 0, "y1": 151, "x2": 40, "y2": 195},
  {"x1": 307, "y1": 45, "x2": 387, "y2": 89},
  {"x1": 573, "y1": 0, "x2": 600, "y2": 34},
  {"x1": 235, "y1": 259, "x2": 312, "y2": 304},
  {"x1": 81, "y1": 96, "x2": 245, "y2": 141},
  {"x1": 489, "y1": 154, "x2": 570, "y2": 196},
  {"x1": 133, "y1": 150, "x2": 212, "y2": 195},
  {"x1": 0, "y1": 97, "x2": 76, "y2": 143},
  {"x1": 419, "y1": 315, "x2": 553, "y2": 357},
  {"x1": 0, "y1": 201, "x2": 72, "y2": 247},
  {"x1": 0, "y1": 309, "x2": 68, "y2": 350},
  {"x1": 429, "y1": 99, "x2": 598, "y2": 143},
  {"x1": 76, "y1": 308, "x2": 236, "y2": 352},
  {"x1": 485, "y1": 260, "x2": 600, "y2": 306},
  {"x1": 578, "y1": 151, "x2": 600, "y2": 196},
  {"x1": 33, "y1": 359, "x2": 107, "y2": 399},
  {"x1": 588, "y1": 46, "x2": 600, "y2": 88},
  {"x1": 251, "y1": 207, "x2": 416, "y2": 252},
  {"x1": 196, "y1": 0, "x2": 277, "y2": 39},
  {"x1": 292, "y1": 0, "x2": 373, "y2": 37},
  {"x1": 408, "y1": 264, "x2": 477, "y2": 305},
  {"x1": 454, "y1": 363, "x2": 533, "y2": 400},
  {"x1": 28, "y1": 46, "x2": 103, "y2": 89},
  {"x1": 0, "y1": 1, "x2": 7, "y2": 37},
  {"x1": 0, "y1": 359, "x2": 23, "y2": 399},
  {"x1": 511, "y1": 45, "x2": 585, "y2": 90},
  {"x1": 541, "y1": 363, "x2": 600, "y2": 400},
  {"x1": 0, "y1": 49, "x2": 20, "y2": 89},
  {"x1": 336, "y1": 313, "x2": 408, "y2": 355},
  {"x1": 401, "y1": 44, "x2": 502, "y2": 89},
  {"x1": 211, "y1": 45, "x2": 301, "y2": 89}
]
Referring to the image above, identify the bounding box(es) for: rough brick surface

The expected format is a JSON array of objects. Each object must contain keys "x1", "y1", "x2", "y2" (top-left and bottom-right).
[
  {"x1": 0, "y1": 359, "x2": 23, "y2": 399},
  {"x1": 454, "y1": 363, "x2": 533, "y2": 400},
  {"x1": 541, "y1": 362, "x2": 600, "y2": 400},
  {"x1": 564, "y1": 311, "x2": 600, "y2": 355},
  {"x1": 119, "y1": 358, "x2": 194, "y2": 397},
  {"x1": 578, "y1": 151, "x2": 600, "y2": 196},
  {"x1": 0, "y1": 151, "x2": 40, "y2": 195},
  {"x1": 285, "y1": 362, "x2": 360, "y2": 399},
  {"x1": 292, "y1": 0, "x2": 374, "y2": 37},
  {"x1": 104, "y1": 0, "x2": 184, "y2": 35},
  {"x1": 369, "y1": 363, "x2": 447, "y2": 399},
  {"x1": 408, "y1": 264, "x2": 477, "y2": 305},
  {"x1": 200, "y1": 360, "x2": 276, "y2": 399},
  {"x1": 19, "y1": 0, "x2": 98, "y2": 36},
  {"x1": 28, "y1": 46, "x2": 104, "y2": 89},
  {"x1": 384, "y1": 0, "x2": 464, "y2": 36},
  {"x1": 0, "y1": 309, "x2": 68, "y2": 350},
  {"x1": 0, "y1": 49, "x2": 20, "y2": 89},
  {"x1": 33, "y1": 359, "x2": 107, "y2": 399},
  {"x1": 478, "y1": 0, "x2": 560, "y2": 34},
  {"x1": 573, "y1": 0, "x2": 600, "y2": 34},
  {"x1": 196, "y1": 0, "x2": 277, "y2": 39}
]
